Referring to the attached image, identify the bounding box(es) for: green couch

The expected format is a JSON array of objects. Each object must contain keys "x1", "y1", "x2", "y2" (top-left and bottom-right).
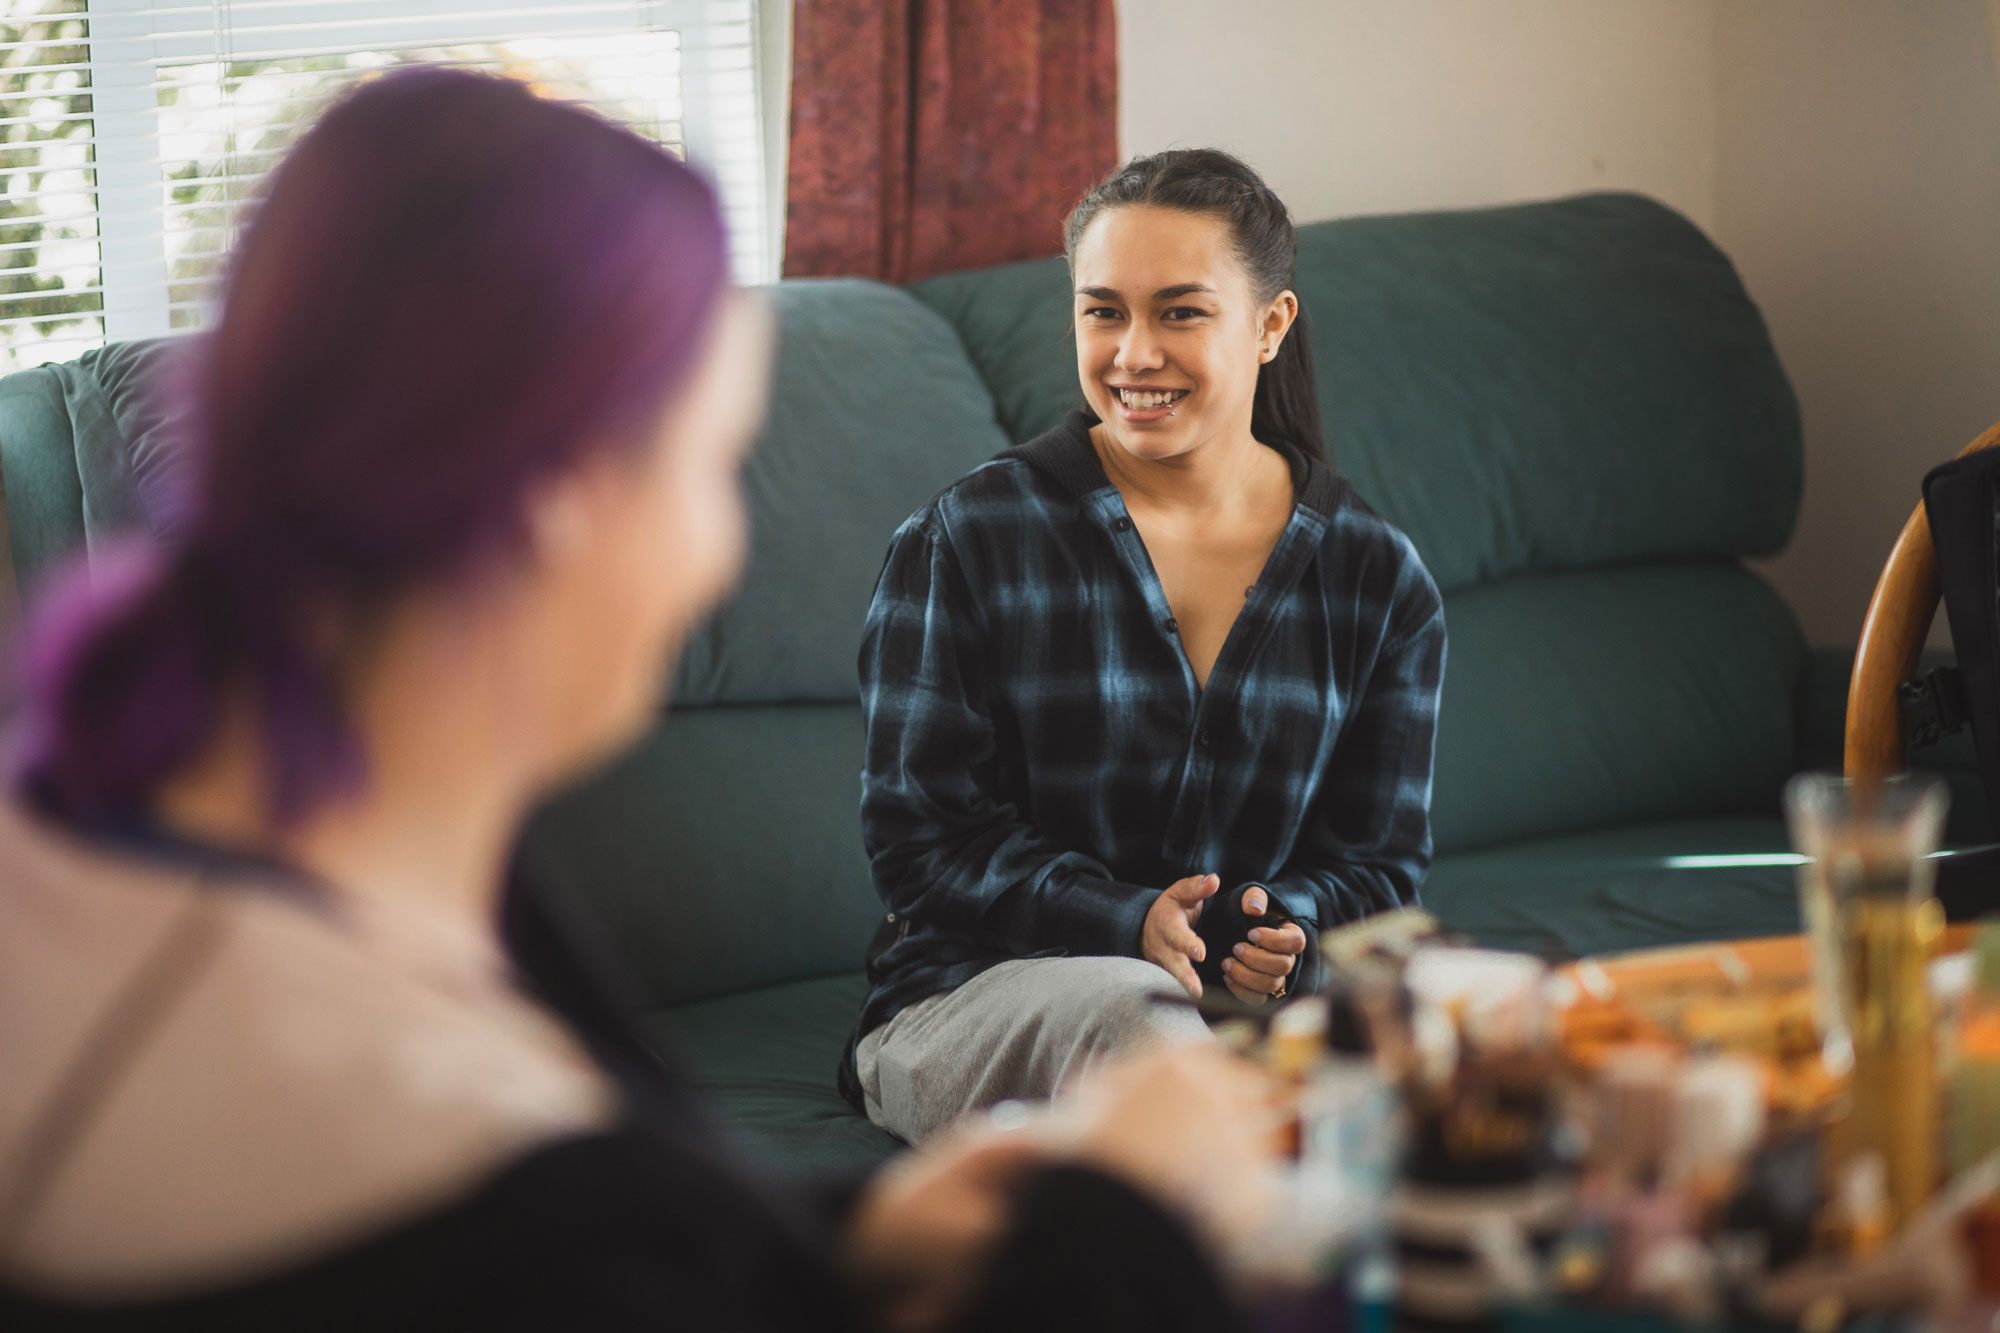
[{"x1": 3, "y1": 192, "x2": 1982, "y2": 1180}]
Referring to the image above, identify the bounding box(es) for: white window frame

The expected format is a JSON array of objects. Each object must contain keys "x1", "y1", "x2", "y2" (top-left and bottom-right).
[{"x1": 74, "y1": 0, "x2": 774, "y2": 347}]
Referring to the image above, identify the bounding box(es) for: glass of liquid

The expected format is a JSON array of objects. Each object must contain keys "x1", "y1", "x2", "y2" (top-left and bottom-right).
[{"x1": 1784, "y1": 772, "x2": 1949, "y2": 1230}]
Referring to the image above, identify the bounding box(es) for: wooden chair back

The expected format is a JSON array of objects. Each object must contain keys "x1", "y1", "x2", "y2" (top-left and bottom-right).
[{"x1": 1845, "y1": 423, "x2": 2000, "y2": 778}]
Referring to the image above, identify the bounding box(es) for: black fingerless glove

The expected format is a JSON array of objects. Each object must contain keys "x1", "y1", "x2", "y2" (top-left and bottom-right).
[{"x1": 1193, "y1": 883, "x2": 1305, "y2": 996}]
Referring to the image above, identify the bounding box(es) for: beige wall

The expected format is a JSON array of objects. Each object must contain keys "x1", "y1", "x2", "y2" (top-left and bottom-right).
[
  {"x1": 1118, "y1": 0, "x2": 1719, "y2": 229},
  {"x1": 1118, "y1": 0, "x2": 2000, "y2": 649},
  {"x1": 1715, "y1": 0, "x2": 2000, "y2": 648}
]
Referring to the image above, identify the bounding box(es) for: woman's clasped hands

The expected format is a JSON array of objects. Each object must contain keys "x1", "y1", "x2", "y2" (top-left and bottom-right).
[{"x1": 1141, "y1": 875, "x2": 1307, "y2": 1004}]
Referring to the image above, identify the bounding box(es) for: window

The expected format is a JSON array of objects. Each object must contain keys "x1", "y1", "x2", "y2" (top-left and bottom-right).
[{"x1": 1, "y1": 0, "x2": 772, "y2": 373}]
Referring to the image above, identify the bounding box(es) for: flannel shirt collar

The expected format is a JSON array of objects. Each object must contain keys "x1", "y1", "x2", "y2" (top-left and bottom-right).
[{"x1": 998, "y1": 410, "x2": 1346, "y2": 517}]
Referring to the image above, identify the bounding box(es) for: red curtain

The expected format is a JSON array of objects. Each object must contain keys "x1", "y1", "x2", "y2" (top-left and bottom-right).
[{"x1": 782, "y1": 0, "x2": 1118, "y2": 283}]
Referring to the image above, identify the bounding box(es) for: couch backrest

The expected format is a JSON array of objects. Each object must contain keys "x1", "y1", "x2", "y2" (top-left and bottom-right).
[{"x1": 1429, "y1": 563, "x2": 1802, "y2": 852}]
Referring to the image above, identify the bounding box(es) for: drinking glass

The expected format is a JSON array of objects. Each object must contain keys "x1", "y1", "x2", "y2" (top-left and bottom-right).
[{"x1": 1784, "y1": 771, "x2": 1948, "y2": 1227}]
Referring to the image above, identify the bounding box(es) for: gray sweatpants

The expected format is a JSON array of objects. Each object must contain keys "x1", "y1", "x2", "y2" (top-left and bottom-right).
[{"x1": 854, "y1": 955, "x2": 1213, "y2": 1143}]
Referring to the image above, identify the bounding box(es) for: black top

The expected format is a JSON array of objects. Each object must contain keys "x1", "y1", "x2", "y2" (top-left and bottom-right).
[
  {"x1": 0, "y1": 1126, "x2": 826, "y2": 1331},
  {"x1": 0, "y1": 1128, "x2": 1227, "y2": 1332},
  {"x1": 0, "y1": 821, "x2": 1238, "y2": 1333},
  {"x1": 848, "y1": 413, "x2": 1446, "y2": 1096}
]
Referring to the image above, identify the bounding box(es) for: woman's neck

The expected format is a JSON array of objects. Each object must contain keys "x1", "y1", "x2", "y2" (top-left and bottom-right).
[
  {"x1": 1090, "y1": 419, "x2": 1288, "y2": 520},
  {"x1": 151, "y1": 594, "x2": 539, "y2": 939}
]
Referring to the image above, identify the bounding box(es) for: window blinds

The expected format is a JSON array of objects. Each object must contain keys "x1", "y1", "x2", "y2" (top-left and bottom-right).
[{"x1": 1, "y1": 0, "x2": 767, "y2": 372}]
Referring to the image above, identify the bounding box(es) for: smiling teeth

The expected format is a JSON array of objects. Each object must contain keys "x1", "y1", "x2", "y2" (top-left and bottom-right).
[{"x1": 1118, "y1": 388, "x2": 1186, "y2": 410}]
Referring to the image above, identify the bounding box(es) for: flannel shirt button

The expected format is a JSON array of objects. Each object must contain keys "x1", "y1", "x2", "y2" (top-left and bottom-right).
[
  {"x1": 886, "y1": 912, "x2": 897, "y2": 922},
  {"x1": 1165, "y1": 617, "x2": 1179, "y2": 633},
  {"x1": 1112, "y1": 517, "x2": 1133, "y2": 532}
]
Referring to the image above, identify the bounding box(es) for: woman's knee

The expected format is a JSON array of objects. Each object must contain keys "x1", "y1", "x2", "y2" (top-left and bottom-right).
[{"x1": 1069, "y1": 957, "x2": 1205, "y2": 1055}]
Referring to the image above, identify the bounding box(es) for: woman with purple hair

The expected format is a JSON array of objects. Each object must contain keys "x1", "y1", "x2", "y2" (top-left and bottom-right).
[{"x1": 0, "y1": 69, "x2": 1276, "y2": 1331}]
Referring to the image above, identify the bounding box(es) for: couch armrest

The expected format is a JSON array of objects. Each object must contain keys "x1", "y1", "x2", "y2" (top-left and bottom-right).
[{"x1": 1797, "y1": 645, "x2": 1993, "y2": 844}]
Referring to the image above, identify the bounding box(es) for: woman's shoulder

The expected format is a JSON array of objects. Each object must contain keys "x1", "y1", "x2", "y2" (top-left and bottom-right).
[
  {"x1": 1316, "y1": 482, "x2": 1426, "y2": 562},
  {"x1": 1306, "y1": 481, "x2": 1445, "y2": 636},
  {"x1": 0, "y1": 796, "x2": 617, "y2": 1307}
]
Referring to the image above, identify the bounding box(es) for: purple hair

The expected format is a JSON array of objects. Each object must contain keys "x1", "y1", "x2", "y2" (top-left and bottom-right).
[{"x1": 16, "y1": 67, "x2": 730, "y2": 823}]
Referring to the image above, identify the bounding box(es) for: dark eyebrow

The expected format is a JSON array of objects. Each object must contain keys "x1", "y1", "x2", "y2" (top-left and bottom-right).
[{"x1": 1074, "y1": 283, "x2": 1217, "y2": 301}]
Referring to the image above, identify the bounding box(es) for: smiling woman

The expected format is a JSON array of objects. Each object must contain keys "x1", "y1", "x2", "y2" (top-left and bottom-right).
[{"x1": 847, "y1": 148, "x2": 1449, "y2": 1147}]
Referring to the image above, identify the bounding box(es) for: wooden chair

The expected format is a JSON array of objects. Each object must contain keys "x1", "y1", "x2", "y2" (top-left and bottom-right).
[
  {"x1": 1844, "y1": 422, "x2": 2000, "y2": 918},
  {"x1": 1846, "y1": 422, "x2": 2000, "y2": 779}
]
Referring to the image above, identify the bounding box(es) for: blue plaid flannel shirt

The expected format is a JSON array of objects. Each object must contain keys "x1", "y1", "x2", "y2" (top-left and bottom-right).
[{"x1": 846, "y1": 411, "x2": 1445, "y2": 1082}]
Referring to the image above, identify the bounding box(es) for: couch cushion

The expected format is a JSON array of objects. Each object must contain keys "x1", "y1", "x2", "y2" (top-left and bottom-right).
[
  {"x1": 671, "y1": 279, "x2": 1013, "y2": 706},
  {"x1": 517, "y1": 702, "x2": 881, "y2": 1009},
  {"x1": 1422, "y1": 816, "x2": 1802, "y2": 959},
  {"x1": 912, "y1": 192, "x2": 1802, "y2": 594},
  {"x1": 0, "y1": 337, "x2": 183, "y2": 589},
  {"x1": 646, "y1": 971, "x2": 898, "y2": 1179},
  {"x1": 1431, "y1": 562, "x2": 1806, "y2": 855},
  {"x1": 78, "y1": 337, "x2": 196, "y2": 534},
  {"x1": 907, "y1": 255, "x2": 1079, "y2": 457},
  {"x1": 0, "y1": 366, "x2": 85, "y2": 586}
]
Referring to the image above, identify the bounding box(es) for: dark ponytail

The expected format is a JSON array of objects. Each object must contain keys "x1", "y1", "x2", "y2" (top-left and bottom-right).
[{"x1": 1063, "y1": 148, "x2": 1327, "y2": 463}]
